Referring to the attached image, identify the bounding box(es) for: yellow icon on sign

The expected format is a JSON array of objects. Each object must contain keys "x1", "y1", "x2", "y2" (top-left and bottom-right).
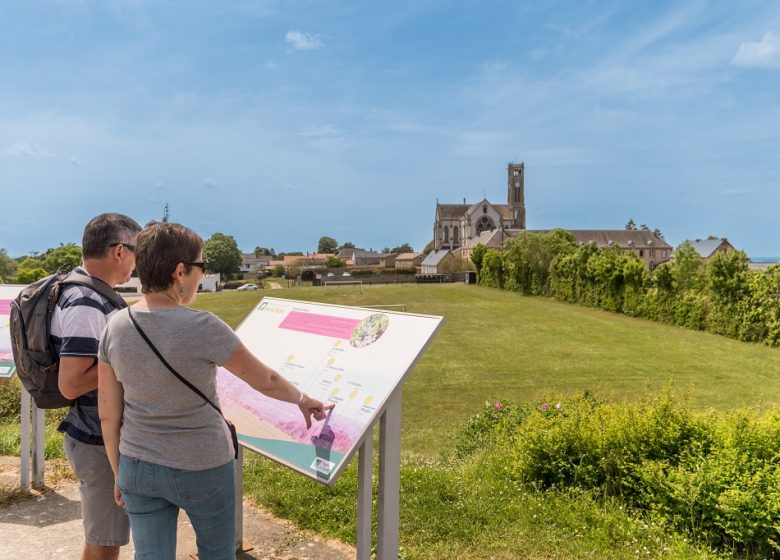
[
  {"x1": 364, "y1": 396, "x2": 374, "y2": 406},
  {"x1": 286, "y1": 354, "x2": 294, "y2": 362},
  {"x1": 331, "y1": 388, "x2": 340, "y2": 396},
  {"x1": 349, "y1": 389, "x2": 358, "y2": 399},
  {"x1": 327, "y1": 358, "x2": 335, "y2": 366},
  {"x1": 334, "y1": 374, "x2": 342, "y2": 382}
]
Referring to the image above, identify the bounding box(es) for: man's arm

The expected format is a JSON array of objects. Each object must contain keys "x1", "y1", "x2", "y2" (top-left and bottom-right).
[{"x1": 58, "y1": 356, "x2": 98, "y2": 399}]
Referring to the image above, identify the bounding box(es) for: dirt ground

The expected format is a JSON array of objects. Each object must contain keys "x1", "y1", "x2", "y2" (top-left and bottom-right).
[{"x1": 0, "y1": 456, "x2": 354, "y2": 560}]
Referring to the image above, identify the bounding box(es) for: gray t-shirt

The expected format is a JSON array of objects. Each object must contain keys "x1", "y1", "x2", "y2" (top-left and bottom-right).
[{"x1": 99, "y1": 306, "x2": 241, "y2": 471}]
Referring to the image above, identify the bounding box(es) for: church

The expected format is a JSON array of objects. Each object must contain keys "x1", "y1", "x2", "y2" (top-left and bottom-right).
[{"x1": 433, "y1": 162, "x2": 526, "y2": 251}]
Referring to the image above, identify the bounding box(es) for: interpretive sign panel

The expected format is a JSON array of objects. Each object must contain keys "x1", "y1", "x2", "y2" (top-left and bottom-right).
[
  {"x1": 0, "y1": 286, "x2": 24, "y2": 379},
  {"x1": 217, "y1": 297, "x2": 443, "y2": 486}
]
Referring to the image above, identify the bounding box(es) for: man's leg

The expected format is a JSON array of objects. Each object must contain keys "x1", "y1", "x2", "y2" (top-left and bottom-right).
[
  {"x1": 64, "y1": 435, "x2": 130, "y2": 559},
  {"x1": 81, "y1": 543, "x2": 120, "y2": 560}
]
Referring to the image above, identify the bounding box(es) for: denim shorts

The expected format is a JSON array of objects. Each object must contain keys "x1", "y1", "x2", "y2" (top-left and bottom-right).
[
  {"x1": 118, "y1": 456, "x2": 235, "y2": 560},
  {"x1": 64, "y1": 434, "x2": 130, "y2": 547}
]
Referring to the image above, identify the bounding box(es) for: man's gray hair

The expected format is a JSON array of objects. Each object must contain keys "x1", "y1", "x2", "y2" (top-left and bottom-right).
[{"x1": 82, "y1": 213, "x2": 142, "y2": 259}]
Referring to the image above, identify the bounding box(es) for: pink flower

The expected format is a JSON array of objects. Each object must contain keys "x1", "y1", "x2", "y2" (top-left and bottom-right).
[
  {"x1": 555, "y1": 402, "x2": 562, "y2": 409},
  {"x1": 495, "y1": 402, "x2": 502, "y2": 410},
  {"x1": 541, "y1": 402, "x2": 549, "y2": 410}
]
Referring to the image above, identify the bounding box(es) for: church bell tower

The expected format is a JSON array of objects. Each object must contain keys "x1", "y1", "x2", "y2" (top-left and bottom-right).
[{"x1": 507, "y1": 162, "x2": 526, "y2": 229}]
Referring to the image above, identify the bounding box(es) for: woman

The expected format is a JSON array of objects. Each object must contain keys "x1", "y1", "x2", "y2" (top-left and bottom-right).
[{"x1": 98, "y1": 222, "x2": 332, "y2": 560}]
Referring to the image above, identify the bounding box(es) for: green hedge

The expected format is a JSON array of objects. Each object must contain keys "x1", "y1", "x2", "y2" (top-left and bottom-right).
[
  {"x1": 472, "y1": 232, "x2": 780, "y2": 347},
  {"x1": 456, "y1": 392, "x2": 780, "y2": 556}
]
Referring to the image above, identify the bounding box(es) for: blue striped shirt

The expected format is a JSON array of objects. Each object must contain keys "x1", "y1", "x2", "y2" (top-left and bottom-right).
[{"x1": 53, "y1": 268, "x2": 123, "y2": 445}]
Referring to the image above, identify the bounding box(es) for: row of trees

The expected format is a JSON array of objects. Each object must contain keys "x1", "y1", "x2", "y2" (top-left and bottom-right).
[
  {"x1": 0, "y1": 244, "x2": 83, "y2": 284},
  {"x1": 472, "y1": 230, "x2": 780, "y2": 347},
  {"x1": 0, "y1": 233, "x2": 421, "y2": 285}
]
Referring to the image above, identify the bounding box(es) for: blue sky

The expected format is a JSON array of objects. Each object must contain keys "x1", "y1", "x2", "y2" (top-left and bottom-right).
[{"x1": 1, "y1": 0, "x2": 779, "y2": 258}]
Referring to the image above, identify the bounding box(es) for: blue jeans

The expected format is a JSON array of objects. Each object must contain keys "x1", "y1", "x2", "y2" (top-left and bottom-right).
[{"x1": 117, "y1": 456, "x2": 236, "y2": 560}]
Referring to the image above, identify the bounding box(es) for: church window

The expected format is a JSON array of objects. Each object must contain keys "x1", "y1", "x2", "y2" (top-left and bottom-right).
[
  {"x1": 483, "y1": 205, "x2": 487, "y2": 214},
  {"x1": 444, "y1": 228, "x2": 449, "y2": 243},
  {"x1": 476, "y1": 216, "x2": 495, "y2": 235},
  {"x1": 453, "y1": 228, "x2": 459, "y2": 244},
  {"x1": 513, "y1": 169, "x2": 519, "y2": 176}
]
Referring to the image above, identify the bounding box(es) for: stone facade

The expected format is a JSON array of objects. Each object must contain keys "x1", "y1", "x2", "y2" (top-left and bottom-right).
[{"x1": 433, "y1": 162, "x2": 526, "y2": 251}]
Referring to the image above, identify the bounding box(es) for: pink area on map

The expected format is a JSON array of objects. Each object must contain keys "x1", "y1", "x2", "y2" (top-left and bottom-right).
[
  {"x1": 0, "y1": 300, "x2": 11, "y2": 314},
  {"x1": 278, "y1": 311, "x2": 361, "y2": 340}
]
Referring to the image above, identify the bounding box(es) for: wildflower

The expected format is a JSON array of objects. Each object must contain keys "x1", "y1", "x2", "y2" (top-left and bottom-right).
[
  {"x1": 495, "y1": 402, "x2": 502, "y2": 410},
  {"x1": 555, "y1": 402, "x2": 561, "y2": 409},
  {"x1": 541, "y1": 402, "x2": 549, "y2": 410}
]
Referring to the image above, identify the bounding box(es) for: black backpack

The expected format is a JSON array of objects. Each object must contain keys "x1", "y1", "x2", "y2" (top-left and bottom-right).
[{"x1": 9, "y1": 269, "x2": 128, "y2": 409}]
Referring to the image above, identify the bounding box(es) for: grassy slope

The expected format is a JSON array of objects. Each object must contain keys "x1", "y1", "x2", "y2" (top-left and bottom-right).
[{"x1": 192, "y1": 283, "x2": 780, "y2": 458}]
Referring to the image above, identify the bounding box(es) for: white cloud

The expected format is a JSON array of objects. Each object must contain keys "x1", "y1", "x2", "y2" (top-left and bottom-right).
[
  {"x1": 203, "y1": 179, "x2": 218, "y2": 190},
  {"x1": 155, "y1": 181, "x2": 166, "y2": 190},
  {"x1": 4, "y1": 140, "x2": 53, "y2": 158},
  {"x1": 723, "y1": 187, "x2": 756, "y2": 197},
  {"x1": 285, "y1": 30, "x2": 322, "y2": 51},
  {"x1": 298, "y1": 124, "x2": 340, "y2": 138},
  {"x1": 733, "y1": 32, "x2": 780, "y2": 69},
  {"x1": 69, "y1": 156, "x2": 83, "y2": 166}
]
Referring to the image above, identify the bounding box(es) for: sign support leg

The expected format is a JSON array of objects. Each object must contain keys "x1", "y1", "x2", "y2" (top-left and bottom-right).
[
  {"x1": 234, "y1": 446, "x2": 252, "y2": 553},
  {"x1": 32, "y1": 402, "x2": 45, "y2": 489},
  {"x1": 356, "y1": 433, "x2": 373, "y2": 560},
  {"x1": 20, "y1": 389, "x2": 31, "y2": 491},
  {"x1": 377, "y1": 388, "x2": 402, "y2": 560}
]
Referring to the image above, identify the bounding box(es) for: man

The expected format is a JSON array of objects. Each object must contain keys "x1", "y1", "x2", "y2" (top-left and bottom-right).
[{"x1": 55, "y1": 213, "x2": 141, "y2": 560}]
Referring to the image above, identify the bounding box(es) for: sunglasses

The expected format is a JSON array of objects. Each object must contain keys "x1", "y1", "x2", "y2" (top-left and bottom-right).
[
  {"x1": 109, "y1": 242, "x2": 135, "y2": 252},
  {"x1": 184, "y1": 260, "x2": 209, "y2": 272}
]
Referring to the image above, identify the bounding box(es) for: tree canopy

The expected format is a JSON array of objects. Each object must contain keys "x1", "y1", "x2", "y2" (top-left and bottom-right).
[
  {"x1": 318, "y1": 236, "x2": 338, "y2": 254},
  {"x1": 0, "y1": 249, "x2": 17, "y2": 283},
  {"x1": 203, "y1": 233, "x2": 242, "y2": 277}
]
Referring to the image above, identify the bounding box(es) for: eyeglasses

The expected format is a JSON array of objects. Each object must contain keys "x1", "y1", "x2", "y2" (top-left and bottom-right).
[
  {"x1": 184, "y1": 260, "x2": 209, "y2": 272},
  {"x1": 110, "y1": 242, "x2": 135, "y2": 252}
]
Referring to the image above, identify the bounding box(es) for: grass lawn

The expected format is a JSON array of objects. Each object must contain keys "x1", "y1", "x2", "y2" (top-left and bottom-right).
[{"x1": 193, "y1": 282, "x2": 780, "y2": 459}]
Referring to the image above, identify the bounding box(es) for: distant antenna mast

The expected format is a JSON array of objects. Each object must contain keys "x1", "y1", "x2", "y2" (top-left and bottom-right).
[{"x1": 162, "y1": 203, "x2": 170, "y2": 223}]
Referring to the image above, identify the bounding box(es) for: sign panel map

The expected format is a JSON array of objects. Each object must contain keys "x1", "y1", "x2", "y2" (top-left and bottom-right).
[{"x1": 216, "y1": 297, "x2": 443, "y2": 485}]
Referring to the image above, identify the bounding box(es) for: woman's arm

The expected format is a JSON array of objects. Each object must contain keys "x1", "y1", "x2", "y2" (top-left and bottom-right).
[
  {"x1": 98, "y1": 360, "x2": 124, "y2": 479},
  {"x1": 223, "y1": 343, "x2": 333, "y2": 428}
]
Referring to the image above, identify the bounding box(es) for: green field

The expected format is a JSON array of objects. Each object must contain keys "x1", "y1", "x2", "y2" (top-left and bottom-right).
[
  {"x1": 3, "y1": 282, "x2": 777, "y2": 558},
  {"x1": 193, "y1": 283, "x2": 780, "y2": 459}
]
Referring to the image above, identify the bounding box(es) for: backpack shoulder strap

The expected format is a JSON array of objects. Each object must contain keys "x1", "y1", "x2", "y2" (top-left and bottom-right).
[{"x1": 61, "y1": 271, "x2": 128, "y2": 310}]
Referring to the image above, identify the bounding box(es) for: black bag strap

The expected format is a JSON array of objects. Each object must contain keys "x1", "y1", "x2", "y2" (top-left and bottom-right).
[{"x1": 127, "y1": 308, "x2": 224, "y2": 417}]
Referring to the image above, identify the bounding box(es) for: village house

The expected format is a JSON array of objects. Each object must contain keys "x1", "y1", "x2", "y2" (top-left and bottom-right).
[
  {"x1": 394, "y1": 252, "x2": 425, "y2": 269},
  {"x1": 685, "y1": 238, "x2": 735, "y2": 259},
  {"x1": 420, "y1": 250, "x2": 457, "y2": 274}
]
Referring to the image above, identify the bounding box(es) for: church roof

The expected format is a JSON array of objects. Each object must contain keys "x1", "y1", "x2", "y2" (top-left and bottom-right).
[
  {"x1": 437, "y1": 201, "x2": 514, "y2": 220},
  {"x1": 436, "y1": 204, "x2": 470, "y2": 219}
]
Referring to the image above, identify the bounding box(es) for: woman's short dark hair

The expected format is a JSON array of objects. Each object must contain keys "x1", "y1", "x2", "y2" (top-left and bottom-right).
[
  {"x1": 136, "y1": 222, "x2": 203, "y2": 293},
  {"x1": 82, "y1": 213, "x2": 142, "y2": 259}
]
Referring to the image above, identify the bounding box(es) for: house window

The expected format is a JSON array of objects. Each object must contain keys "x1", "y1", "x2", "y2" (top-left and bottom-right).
[{"x1": 639, "y1": 250, "x2": 644, "y2": 257}]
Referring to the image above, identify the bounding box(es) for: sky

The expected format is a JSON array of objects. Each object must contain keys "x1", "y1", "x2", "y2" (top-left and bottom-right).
[{"x1": 1, "y1": 0, "x2": 779, "y2": 258}]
